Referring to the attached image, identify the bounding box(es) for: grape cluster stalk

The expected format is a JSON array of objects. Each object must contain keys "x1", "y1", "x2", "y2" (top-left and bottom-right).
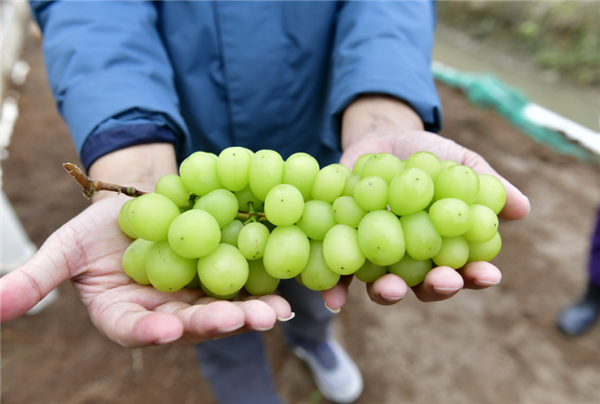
[{"x1": 68, "y1": 148, "x2": 506, "y2": 298}]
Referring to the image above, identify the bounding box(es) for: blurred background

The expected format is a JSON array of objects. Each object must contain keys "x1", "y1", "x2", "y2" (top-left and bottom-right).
[{"x1": 1, "y1": 1, "x2": 599, "y2": 403}]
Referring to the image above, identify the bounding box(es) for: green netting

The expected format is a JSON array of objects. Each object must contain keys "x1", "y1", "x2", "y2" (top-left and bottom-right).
[{"x1": 432, "y1": 63, "x2": 599, "y2": 163}]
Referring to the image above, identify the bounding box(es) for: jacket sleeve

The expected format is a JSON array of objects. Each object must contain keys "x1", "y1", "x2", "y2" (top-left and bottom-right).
[
  {"x1": 325, "y1": 0, "x2": 442, "y2": 146},
  {"x1": 29, "y1": 1, "x2": 190, "y2": 166}
]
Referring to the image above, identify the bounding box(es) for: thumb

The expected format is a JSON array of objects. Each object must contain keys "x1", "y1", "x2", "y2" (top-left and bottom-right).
[{"x1": 1, "y1": 222, "x2": 85, "y2": 322}]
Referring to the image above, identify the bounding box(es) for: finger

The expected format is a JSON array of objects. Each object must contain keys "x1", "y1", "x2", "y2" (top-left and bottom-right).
[
  {"x1": 456, "y1": 261, "x2": 502, "y2": 290},
  {"x1": 249, "y1": 294, "x2": 294, "y2": 322},
  {"x1": 156, "y1": 300, "x2": 247, "y2": 344},
  {"x1": 235, "y1": 299, "x2": 278, "y2": 331},
  {"x1": 321, "y1": 275, "x2": 353, "y2": 312},
  {"x1": 0, "y1": 236, "x2": 79, "y2": 321},
  {"x1": 411, "y1": 266, "x2": 464, "y2": 302},
  {"x1": 467, "y1": 157, "x2": 530, "y2": 221},
  {"x1": 103, "y1": 305, "x2": 185, "y2": 348},
  {"x1": 366, "y1": 273, "x2": 409, "y2": 305},
  {"x1": 498, "y1": 188, "x2": 530, "y2": 221}
]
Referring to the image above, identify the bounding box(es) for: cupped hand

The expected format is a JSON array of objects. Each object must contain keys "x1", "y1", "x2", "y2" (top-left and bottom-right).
[
  {"x1": 321, "y1": 130, "x2": 530, "y2": 310},
  {"x1": 0, "y1": 196, "x2": 292, "y2": 348}
]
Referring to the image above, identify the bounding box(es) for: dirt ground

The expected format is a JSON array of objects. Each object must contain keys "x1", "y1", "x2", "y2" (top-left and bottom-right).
[{"x1": 2, "y1": 30, "x2": 600, "y2": 404}]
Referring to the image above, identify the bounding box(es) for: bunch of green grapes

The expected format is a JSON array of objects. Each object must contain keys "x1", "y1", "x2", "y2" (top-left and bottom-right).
[{"x1": 118, "y1": 147, "x2": 506, "y2": 298}]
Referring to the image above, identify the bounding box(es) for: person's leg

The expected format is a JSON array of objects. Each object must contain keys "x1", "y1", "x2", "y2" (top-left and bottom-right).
[
  {"x1": 278, "y1": 279, "x2": 363, "y2": 404},
  {"x1": 557, "y1": 206, "x2": 600, "y2": 336},
  {"x1": 194, "y1": 332, "x2": 285, "y2": 404},
  {"x1": 588, "y1": 205, "x2": 600, "y2": 288},
  {"x1": 277, "y1": 278, "x2": 334, "y2": 343}
]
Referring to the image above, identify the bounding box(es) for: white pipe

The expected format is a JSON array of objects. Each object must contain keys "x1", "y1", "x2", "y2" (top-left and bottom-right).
[{"x1": 0, "y1": 189, "x2": 37, "y2": 274}]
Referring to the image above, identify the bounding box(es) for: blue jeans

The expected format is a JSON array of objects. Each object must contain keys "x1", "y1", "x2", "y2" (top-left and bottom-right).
[{"x1": 194, "y1": 279, "x2": 334, "y2": 404}]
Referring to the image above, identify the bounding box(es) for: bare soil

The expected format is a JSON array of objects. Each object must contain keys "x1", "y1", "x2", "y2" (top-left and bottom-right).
[{"x1": 2, "y1": 32, "x2": 600, "y2": 404}]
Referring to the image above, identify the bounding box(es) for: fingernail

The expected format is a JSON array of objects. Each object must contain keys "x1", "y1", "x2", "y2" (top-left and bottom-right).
[
  {"x1": 249, "y1": 324, "x2": 274, "y2": 332},
  {"x1": 156, "y1": 335, "x2": 180, "y2": 344},
  {"x1": 474, "y1": 278, "x2": 501, "y2": 287},
  {"x1": 325, "y1": 303, "x2": 340, "y2": 313},
  {"x1": 381, "y1": 295, "x2": 403, "y2": 302},
  {"x1": 277, "y1": 312, "x2": 295, "y2": 322},
  {"x1": 216, "y1": 323, "x2": 244, "y2": 334},
  {"x1": 433, "y1": 286, "x2": 461, "y2": 296}
]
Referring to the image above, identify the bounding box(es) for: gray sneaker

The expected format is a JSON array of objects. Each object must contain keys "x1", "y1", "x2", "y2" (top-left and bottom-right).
[{"x1": 291, "y1": 336, "x2": 363, "y2": 404}]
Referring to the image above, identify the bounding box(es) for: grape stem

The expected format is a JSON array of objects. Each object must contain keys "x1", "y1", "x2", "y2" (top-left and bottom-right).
[
  {"x1": 241, "y1": 201, "x2": 267, "y2": 224},
  {"x1": 63, "y1": 162, "x2": 269, "y2": 222},
  {"x1": 63, "y1": 163, "x2": 148, "y2": 199}
]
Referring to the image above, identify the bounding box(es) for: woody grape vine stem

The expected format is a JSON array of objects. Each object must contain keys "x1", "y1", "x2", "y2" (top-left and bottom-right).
[{"x1": 63, "y1": 162, "x2": 267, "y2": 221}]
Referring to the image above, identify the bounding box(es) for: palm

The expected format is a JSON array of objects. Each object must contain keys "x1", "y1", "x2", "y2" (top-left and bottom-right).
[
  {"x1": 1, "y1": 196, "x2": 291, "y2": 348},
  {"x1": 340, "y1": 131, "x2": 529, "y2": 220}
]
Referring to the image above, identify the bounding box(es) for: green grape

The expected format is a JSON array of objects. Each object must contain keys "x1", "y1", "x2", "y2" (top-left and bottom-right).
[
  {"x1": 201, "y1": 283, "x2": 239, "y2": 300},
  {"x1": 353, "y1": 176, "x2": 388, "y2": 212},
  {"x1": 405, "y1": 151, "x2": 443, "y2": 182},
  {"x1": 295, "y1": 273, "x2": 306, "y2": 287},
  {"x1": 155, "y1": 174, "x2": 191, "y2": 208},
  {"x1": 330, "y1": 163, "x2": 352, "y2": 179},
  {"x1": 194, "y1": 188, "x2": 239, "y2": 229},
  {"x1": 441, "y1": 159, "x2": 458, "y2": 170},
  {"x1": 168, "y1": 209, "x2": 221, "y2": 258},
  {"x1": 221, "y1": 220, "x2": 244, "y2": 247},
  {"x1": 179, "y1": 151, "x2": 223, "y2": 197},
  {"x1": 388, "y1": 167, "x2": 434, "y2": 216},
  {"x1": 127, "y1": 193, "x2": 180, "y2": 241},
  {"x1": 178, "y1": 198, "x2": 195, "y2": 214},
  {"x1": 217, "y1": 146, "x2": 253, "y2": 192},
  {"x1": 311, "y1": 164, "x2": 347, "y2": 203},
  {"x1": 296, "y1": 200, "x2": 336, "y2": 241},
  {"x1": 244, "y1": 259, "x2": 279, "y2": 295},
  {"x1": 467, "y1": 232, "x2": 502, "y2": 262},
  {"x1": 118, "y1": 199, "x2": 138, "y2": 239},
  {"x1": 263, "y1": 225, "x2": 310, "y2": 279},
  {"x1": 354, "y1": 259, "x2": 387, "y2": 283},
  {"x1": 332, "y1": 196, "x2": 367, "y2": 228},
  {"x1": 475, "y1": 174, "x2": 506, "y2": 215},
  {"x1": 361, "y1": 153, "x2": 403, "y2": 185},
  {"x1": 357, "y1": 210, "x2": 405, "y2": 266},
  {"x1": 388, "y1": 253, "x2": 433, "y2": 287},
  {"x1": 282, "y1": 152, "x2": 320, "y2": 201},
  {"x1": 463, "y1": 204, "x2": 498, "y2": 243},
  {"x1": 146, "y1": 240, "x2": 198, "y2": 292},
  {"x1": 434, "y1": 165, "x2": 480, "y2": 205},
  {"x1": 197, "y1": 243, "x2": 249, "y2": 296},
  {"x1": 399, "y1": 211, "x2": 442, "y2": 260},
  {"x1": 432, "y1": 236, "x2": 469, "y2": 269},
  {"x1": 186, "y1": 273, "x2": 201, "y2": 289},
  {"x1": 300, "y1": 240, "x2": 341, "y2": 291},
  {"x1": 264, "y1": 184, "x2": 304, "y2": 226},
  {"x1": 341, "y1": 174, "x2": 361, "y2": 197},
  {"x1": 322, "y1": 224, "x2": 366, "y2": 275},
  {"x1": 237, "y1": 222, "x2": 270, "y2": 260},
  {"x1": 248, "y1": 149, "x2": 284, "y2": 201},
  {"x1": 234, "y1": 185, "x2": 264, "y2": 212},
  {"x1": 122, "y1": 238, "x2": 154, "y2": 285},
  {"x1": 428, "y1": 198, "x2": 473, "y2": 237},
  {"x1": 352, "y1": 153, "x2": 373, "y2": 176}
]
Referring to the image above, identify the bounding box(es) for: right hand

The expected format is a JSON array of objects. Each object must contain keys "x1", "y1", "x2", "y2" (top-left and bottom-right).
[
  {"x1": 1, "y1": 143, "x2": 293, "y2": 348},
  {"x1": 1, "y1": 195, "x2": 293, "y2": 348}
]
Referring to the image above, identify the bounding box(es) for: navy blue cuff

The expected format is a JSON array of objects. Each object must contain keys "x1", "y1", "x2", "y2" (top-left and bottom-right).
[{"x1": 80, "y1": 123, "x2": 177, "y2": 171}]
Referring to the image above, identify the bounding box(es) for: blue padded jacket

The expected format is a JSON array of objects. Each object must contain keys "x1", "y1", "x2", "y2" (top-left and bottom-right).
[{"x1": 30, "y1": 1, "x2": 441, "y2": 169}]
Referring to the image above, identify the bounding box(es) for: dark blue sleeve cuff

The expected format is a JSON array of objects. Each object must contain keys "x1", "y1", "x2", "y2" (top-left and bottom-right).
[{"x1": 80, "y1": 123, "x2": 177, "y2": 172}]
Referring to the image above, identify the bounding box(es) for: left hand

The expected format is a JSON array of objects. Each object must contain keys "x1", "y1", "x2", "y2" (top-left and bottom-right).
[{"x1": 321, "y1": 95, "x2": 530, "y2": 310}]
